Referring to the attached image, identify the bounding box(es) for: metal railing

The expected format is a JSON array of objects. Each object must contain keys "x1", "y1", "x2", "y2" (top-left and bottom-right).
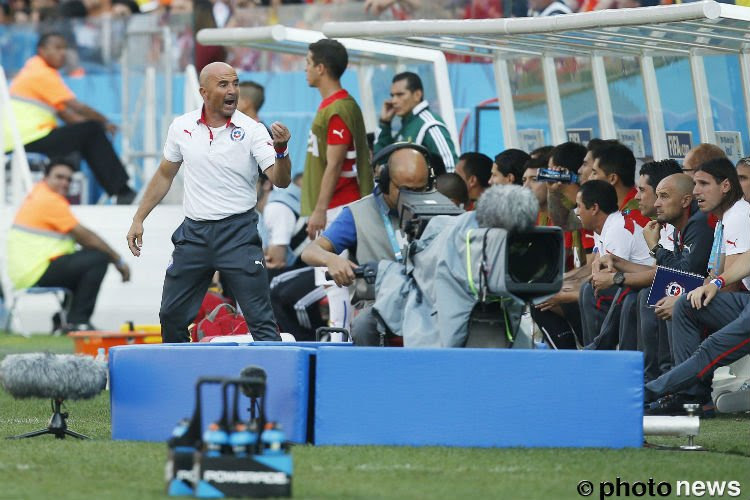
[{"x1": 120, "y1": 24, "x2": 174, "y2": 190}]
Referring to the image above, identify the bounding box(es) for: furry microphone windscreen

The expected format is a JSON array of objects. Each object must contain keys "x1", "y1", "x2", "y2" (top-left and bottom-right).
[
  {"x1": 475, "y1": 184, "x2": 539, "y2": 232},
  {"x1": 0, "y1": 353, "x2": 107, "y2": 400}
]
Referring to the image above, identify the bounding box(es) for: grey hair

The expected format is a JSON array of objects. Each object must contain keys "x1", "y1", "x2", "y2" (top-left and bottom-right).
[{"x1": 475, "y1": 184, "x2": 539, "y2": 231}]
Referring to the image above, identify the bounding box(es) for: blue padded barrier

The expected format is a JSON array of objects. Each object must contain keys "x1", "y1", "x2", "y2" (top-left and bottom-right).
[
  {"x1": 110, "y1": 345, "x2": 314, "y2": 443},
  {"x1": 161, "y1": 342, "x2": 351, "y2": 348},
  {"x1": 315, "y1": 348, "x2": 643, "y2": 448}
]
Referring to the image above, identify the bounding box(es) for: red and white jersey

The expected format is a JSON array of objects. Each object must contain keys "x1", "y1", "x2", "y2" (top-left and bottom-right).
[
  {"x1": 593, "y1": 211, "x2": 653, "y2": 266},
  {"x1": 721, "y1": 199, "x2": 750, "y2": 257},
  {"x1": 719, "y1": 198, "x2": 750, "y2": 289}
]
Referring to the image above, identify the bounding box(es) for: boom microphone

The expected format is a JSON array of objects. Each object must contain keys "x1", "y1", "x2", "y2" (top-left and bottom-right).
[
  {"x1": 239, "y1": 366, "x2": 267, "y2": 399},
  {"x1": 0, "y1": 353, "x2": 107, "y2": 400},
  {"x1": 475, "y1": 184, "x2": 539, "y2": 232}
]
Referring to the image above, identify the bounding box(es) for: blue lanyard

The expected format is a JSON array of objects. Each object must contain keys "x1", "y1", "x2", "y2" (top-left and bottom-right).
[
  {"x1": 373, "y1": 192, "x2": 403, "y2": 263},
  {"x1": 707, "y1": 221, "x2": 723, "y2": 276}
]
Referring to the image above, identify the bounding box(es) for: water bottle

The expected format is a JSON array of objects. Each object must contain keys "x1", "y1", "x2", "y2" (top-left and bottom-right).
[
  {"x1": 261, "y1": 422, "x2": 286, "y2": 456},
  {"x1": 203, "y1": 422, "x2": 228, "y2": 457},
  {"x1": 171, "y1": 418, "x2": 190, "y2": 439},
  {"x1": 94, "y1": 347, "x2": 109, "y2": 390},
  {"x1": 537, "y1": 168, "x2": 579, "y2": 184},
  {"x1": 229, "y1": 423, "x2": 255, "y2": 458},
  {"x1": 169, "y1": 418, "x2": 195, "y2": 454}
]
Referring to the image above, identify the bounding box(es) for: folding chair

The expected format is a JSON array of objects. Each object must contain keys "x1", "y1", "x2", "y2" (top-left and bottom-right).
[{"x1": 3, "y1": 287, "x2": 73, "y2": 336}]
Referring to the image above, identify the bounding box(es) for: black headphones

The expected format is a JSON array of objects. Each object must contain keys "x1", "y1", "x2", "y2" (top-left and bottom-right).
[{"x1": 373, "y1": 142, "x2": 436, "y2": 194}]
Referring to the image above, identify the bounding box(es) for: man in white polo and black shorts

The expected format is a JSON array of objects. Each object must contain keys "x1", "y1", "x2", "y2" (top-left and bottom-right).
[{"x1": 126, "y1": 62, "x2": 292, "y2": 343}]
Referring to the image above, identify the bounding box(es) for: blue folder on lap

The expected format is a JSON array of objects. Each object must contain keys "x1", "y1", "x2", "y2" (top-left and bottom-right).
[{"x1": 647, "y1": 266, "x2": 705, "y2": 306}]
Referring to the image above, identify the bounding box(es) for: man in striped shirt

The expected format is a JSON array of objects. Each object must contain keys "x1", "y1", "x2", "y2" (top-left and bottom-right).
[{"x1": 375, "y1": 72, "x2": 458, "y2": 174}]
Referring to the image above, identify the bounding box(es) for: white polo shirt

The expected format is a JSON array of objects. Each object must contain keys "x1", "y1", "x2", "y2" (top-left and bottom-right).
[
  {"x1": 593, "y1": 211, "x2": 653, "y2": 266},
  {"x1": 718, "y1": 198, "x2": 750, "y2": 289},
  {"x1": 659, "y1": 223, "x2": 676, "y2": 250},
  {"x1": 163, "y1": 107, "x2": 276, "y2": 221}
]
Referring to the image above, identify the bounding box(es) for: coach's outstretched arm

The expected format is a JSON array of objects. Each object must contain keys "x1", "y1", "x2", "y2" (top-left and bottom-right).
[{"x1": 126, "y1": 158, "x2": 181, "y2": 257}]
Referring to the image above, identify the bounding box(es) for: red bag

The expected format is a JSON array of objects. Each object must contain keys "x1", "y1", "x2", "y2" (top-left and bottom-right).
[
  {"x1": 193, "y1": 291, "x2": 233, "y2": 325},
  {"x1": 190, "y1": 303, "x2": 249, "y2": 342}
]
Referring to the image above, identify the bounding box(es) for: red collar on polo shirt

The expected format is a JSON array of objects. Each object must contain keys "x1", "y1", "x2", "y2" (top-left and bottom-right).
[
  {"x1": 318, "y1": 89, "x2": 349, "y2": 110},
  {"x1": 620, "y1": 187, "x2": 650, "y2": 227},
  {"x1": 620, "y1": 187, "x2": 637, "y2": 211},
  {"x1": 198, "y1": 106, "x2": 235, "y2": 142}
]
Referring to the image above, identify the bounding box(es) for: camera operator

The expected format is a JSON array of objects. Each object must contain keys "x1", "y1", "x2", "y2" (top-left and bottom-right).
[
  {"x1": 373, "y1": 184, "x2": 541, "y2": 348},
  {"x1": 300, "y1": 143, "x2": 432, "y2": 345}
]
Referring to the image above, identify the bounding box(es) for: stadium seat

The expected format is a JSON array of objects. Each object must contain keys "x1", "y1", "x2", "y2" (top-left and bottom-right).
[{"x1": 4, "y1": 152, "x2": 50, "y2": 172}]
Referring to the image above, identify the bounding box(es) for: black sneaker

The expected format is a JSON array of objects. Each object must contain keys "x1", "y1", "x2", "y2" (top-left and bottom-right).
[
  {"x1": 645, "y1": 394, "x2": 714, "y2": 417},
  {"x1": 63, "y1": 323, "x2": 97, "y2": 334}
]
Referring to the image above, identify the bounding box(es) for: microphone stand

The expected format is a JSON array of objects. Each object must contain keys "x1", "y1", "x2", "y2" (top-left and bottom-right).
[{"x1": 7, "y1": 398, "x2": 90, "y2": 440}]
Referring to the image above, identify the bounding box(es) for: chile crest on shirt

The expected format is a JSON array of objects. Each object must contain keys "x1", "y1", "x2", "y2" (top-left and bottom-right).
[{"x1": 231, "y1": 127, "x2": 245, "y2": 142}]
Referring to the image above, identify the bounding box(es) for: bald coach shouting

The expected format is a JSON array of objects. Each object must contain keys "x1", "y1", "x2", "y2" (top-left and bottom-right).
[{"x1": 126, "y1": 62, "x2": 291, "y2": 342}]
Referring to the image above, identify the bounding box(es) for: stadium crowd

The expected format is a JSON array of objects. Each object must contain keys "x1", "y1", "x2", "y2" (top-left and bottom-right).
[
  {"x1": 3, "y1": 0, "x2": 748, "y2": 78},
  {"x1": 2, "y1": 0, "x2": 747, "y2": 29}
]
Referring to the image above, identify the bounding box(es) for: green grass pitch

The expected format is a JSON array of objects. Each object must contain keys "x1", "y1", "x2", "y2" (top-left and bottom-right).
[{"x1": 0, "y1": 335, "x2": 748, "y2": 499}]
